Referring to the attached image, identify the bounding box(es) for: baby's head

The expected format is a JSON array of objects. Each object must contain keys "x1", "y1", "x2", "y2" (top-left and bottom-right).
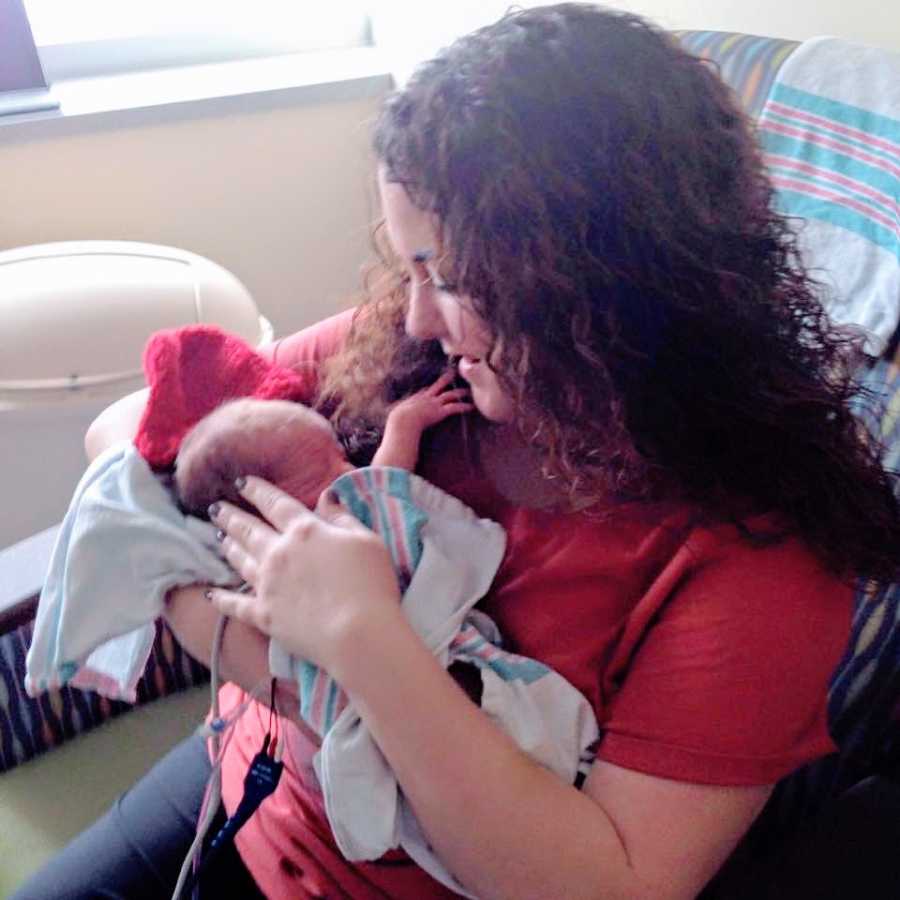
[{"x1": 175, "y1": 398, "x2": 353, "y2": 518}]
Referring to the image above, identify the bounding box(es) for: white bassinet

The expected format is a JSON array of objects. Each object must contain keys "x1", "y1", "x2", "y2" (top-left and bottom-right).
[{"x1": 0, "y1": 241, "x2": 272, "y2": 548}]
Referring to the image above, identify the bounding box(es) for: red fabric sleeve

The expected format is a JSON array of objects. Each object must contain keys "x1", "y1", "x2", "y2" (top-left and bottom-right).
[
  {"x1": 596, "y1": 527, "x2": 853, "y2": 786},
  {"x1": 258, "y1": 307, "x2": 356, "y2": 384}
]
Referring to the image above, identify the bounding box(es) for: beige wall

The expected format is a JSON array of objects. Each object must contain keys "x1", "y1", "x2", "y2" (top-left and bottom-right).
[
  {"x1": 615, "y1": 0, "x2": 900, "y2": 50},
  {"x1": 0, "y1": 89, "x2": 385, "y2": 340}
]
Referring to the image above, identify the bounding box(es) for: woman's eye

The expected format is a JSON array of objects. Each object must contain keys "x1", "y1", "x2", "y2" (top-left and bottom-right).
[{"x1": 425, "y1": 263, "x2": 456, "y2": 294}]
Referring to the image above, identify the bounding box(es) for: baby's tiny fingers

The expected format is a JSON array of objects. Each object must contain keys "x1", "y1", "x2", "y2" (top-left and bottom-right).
[
  {"x1": 440, "y1": 402, "x2": 475, "y2": 417},
  {"x1": 426, "y1": 370, "x2": 456, "y2": 394},
  {"x1": 439, "y1": 388, "x2": 471, "y2": 402}
]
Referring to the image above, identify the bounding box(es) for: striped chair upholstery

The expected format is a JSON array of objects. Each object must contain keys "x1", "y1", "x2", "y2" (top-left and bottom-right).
[
  {"x1": 0, "y1": 618, "x2": 208, "y2": 773},
  {"x1": 675, "y1": 31, "x2": 800, "y2": 119},
  {"x1": 831, "y1": 356, "x2": 900, "y2": 781}
]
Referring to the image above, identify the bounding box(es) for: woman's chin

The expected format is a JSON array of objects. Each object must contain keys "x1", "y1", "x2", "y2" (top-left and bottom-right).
[{"x1": 472, "y1": 388, "x2": 515, "y2": 424}]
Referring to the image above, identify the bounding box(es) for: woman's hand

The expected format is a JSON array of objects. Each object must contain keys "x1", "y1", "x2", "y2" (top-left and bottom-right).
[
  {"x1": 163, "y1": 584, "x2": 302, "y2": 722},
  {"x1": 205, "y1": 476, "x2": 405, "y2": 671}
]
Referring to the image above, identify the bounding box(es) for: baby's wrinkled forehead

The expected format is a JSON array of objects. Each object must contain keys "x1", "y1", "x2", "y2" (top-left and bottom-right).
[
  {"x1": 209, "y1": 397, "x2": 319, "y2": 431},
  {"x1": 181, "y1": 398, "x2": 343, "y2": 460}
]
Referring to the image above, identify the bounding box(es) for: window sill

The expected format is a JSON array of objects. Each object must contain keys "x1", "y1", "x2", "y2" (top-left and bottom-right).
[{"x1": 0, "y1": 46, "x2": 392, "y2": 140}]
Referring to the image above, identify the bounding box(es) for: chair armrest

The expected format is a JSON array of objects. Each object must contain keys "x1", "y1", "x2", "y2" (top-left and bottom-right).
[
  {"x1": 0, "y1": 522, "x2": 211, "y2": 775},
  {"x1": 0, "y1": 525, "x2": 59, "y2": 635}
]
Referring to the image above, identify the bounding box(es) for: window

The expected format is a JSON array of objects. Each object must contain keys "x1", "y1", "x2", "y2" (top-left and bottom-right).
[
  {"x1": 0, "y1": 0, "x2": 57, "y2": 115},
  {"x1": 3, "y1": 1, "x2": 371, "y2": 97}
]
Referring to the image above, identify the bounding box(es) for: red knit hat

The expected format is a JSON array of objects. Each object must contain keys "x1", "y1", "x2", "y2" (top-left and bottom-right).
[{"x1": 134, "y1": 325, "x2": 309, "y2": 469}]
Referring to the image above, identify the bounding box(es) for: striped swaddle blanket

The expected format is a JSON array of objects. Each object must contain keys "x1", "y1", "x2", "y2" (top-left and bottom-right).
[
  {"x1": 757, "y1": 37, "x2": 900, "y2": 354},
  {"x1": 291, "y1": 466, "x2": 427, "y2": 733}
]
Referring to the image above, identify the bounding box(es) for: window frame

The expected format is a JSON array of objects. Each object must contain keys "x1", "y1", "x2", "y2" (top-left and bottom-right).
[
  {"x1": 19, "y1": 2, "x2": 373, "y2": 83},
  {"x1": 0, "y1": 0, "x2": 58, "y2": 116}
]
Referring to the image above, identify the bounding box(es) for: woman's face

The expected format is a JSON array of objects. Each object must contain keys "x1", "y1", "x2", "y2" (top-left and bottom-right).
[{"x1": 379, "y1": 169, "x2": 515, "y2": 424}]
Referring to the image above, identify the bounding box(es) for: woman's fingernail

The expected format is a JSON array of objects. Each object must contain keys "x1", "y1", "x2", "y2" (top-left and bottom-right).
[
  {"x1": 208, "y1": 502, "x2": 221, "y2": 520},
  {"x1": 204, "y1": 589, "x2": 214, "y2": 601},
  {"x1": 215, "y1": 529, "x2": 226, "y2": 543},
  {"x1": 234, "y1": 476, "x2": 247, "y2": 491}
]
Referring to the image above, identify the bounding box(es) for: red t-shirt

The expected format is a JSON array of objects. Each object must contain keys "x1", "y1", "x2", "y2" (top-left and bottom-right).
[{"x1": 217, "y1": 310, "x2": 853, "y2": 899}]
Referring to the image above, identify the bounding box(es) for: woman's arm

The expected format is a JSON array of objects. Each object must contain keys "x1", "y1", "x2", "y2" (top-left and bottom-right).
[
  {"x1": 208, "y1": 477, "x2": 772, "y2": 900},
  {"x1": 333, "y1": 613, "x2": 770, "y2": 900},
  {"x1": 84, "y1": 387, "x2": 149, "y2": 461}
]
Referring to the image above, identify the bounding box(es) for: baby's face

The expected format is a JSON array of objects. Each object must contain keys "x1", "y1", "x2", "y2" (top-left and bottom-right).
[{"x1": 175, "y1": 399, "x2": 353, "y2": 516}]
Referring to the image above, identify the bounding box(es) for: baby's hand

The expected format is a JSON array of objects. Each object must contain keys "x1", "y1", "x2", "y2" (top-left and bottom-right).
[
  {"x1": 373, "y1": 372, "x2": 473, "y2": 470},
  {"x1": 386, "y1": 371, "x2": 473, "y2": 436}
]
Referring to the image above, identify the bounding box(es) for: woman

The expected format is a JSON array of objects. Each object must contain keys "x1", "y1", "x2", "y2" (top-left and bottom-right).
[{"x1": 19, "y1": 4, "x2": 900, "y2": 899}]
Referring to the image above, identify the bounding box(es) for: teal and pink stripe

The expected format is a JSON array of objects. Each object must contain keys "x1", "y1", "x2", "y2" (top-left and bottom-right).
[
  {"x1": 759, "y1": 83, "x2": 900, "y2": 259},
  {"x1": 332, "y1": 467, "x2": 427, "y2": 589},
  {"x1": 297, "y1": 468, "x2": 428, "y2": 736},
  {"x1": 450, "y1": 621, "x2": 549, "y2": 686}
]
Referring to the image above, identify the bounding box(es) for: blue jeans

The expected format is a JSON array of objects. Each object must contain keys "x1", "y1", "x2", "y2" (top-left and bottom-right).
[{"x1": 10, "y1": 733, "x2": 265, "y2": 899}]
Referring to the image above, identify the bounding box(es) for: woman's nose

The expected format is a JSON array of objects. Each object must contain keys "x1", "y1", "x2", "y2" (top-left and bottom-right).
[{"x1": 405, "y1": 281, "x2": 446, "y2": 340}]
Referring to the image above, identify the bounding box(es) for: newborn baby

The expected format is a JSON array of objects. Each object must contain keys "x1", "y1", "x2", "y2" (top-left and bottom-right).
[{"x1": 174, "y1": 371, "x2": 471, "y2": 516}]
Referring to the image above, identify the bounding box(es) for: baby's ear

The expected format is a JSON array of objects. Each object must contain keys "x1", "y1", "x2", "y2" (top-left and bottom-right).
[
  {"x1": 171, "y1": 459, "x2": 209, "y2": 519},
  {"x1": 171, "y1": 456, "x2": 191, "y2": 511}
]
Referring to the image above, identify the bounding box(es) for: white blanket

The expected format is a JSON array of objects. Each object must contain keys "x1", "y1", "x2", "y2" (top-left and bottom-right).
[{"x1": 25, "y1": 442, "x2": 239, "y2": 700}]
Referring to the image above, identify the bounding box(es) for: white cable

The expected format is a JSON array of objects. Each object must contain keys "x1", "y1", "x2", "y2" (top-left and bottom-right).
[
  {"x1": 170, "y1": 580, "x2": 275, "y2": 899},
  {"x1": 171, "y1": 612, "x2": 229, "y2": 900}
]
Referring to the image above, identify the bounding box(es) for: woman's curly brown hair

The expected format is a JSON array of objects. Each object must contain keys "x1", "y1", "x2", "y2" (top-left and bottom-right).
[{"x1": 320, "y1": 3, "x2": 900, "y2": 581}]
